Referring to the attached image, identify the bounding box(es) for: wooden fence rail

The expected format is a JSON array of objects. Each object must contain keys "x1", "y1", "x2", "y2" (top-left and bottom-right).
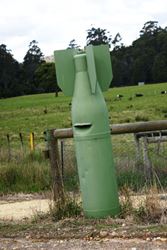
[{"x1": 53, "y1": 120, "x2": 167, "y2": 139}]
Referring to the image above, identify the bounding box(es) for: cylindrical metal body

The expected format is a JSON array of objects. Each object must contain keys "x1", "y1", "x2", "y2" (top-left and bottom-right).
[{"x1": 72, "y1": 54, "x2": 120, "y2": 218}]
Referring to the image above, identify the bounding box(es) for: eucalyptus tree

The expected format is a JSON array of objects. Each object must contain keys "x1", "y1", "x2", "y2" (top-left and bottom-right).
[
  {"x1": 0, "y1": 44, "x2": 21, "y2": 97},
  {"x1": 22, "y1": 40, "x2": 45, "y2": 94},
  {"x1": 67, "y1": 39, "x2": 80, "y2": 49},
  {"x1": 86, "y1": 27, "x2": 112, "y2": 46}
]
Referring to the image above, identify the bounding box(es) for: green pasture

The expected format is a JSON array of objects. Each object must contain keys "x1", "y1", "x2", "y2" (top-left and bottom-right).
[
  {"x1": 0, "y1": 83, "x2": 167, "y2": 194},
  {"x1": 0, "y1": 82, "x2": 167, "y2": 138}
]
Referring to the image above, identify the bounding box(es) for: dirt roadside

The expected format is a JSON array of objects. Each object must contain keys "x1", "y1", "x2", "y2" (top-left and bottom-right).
[
  {"x1": 0, "y1": 193, "x2": 166, "y2": 249},
  {"x1": 0, "y1": 193, "x2": 51, "y2": 221},
  {"x1": 0, "y1": 237, "x2": 166, "y2": 250},
  {"x1": 0, "y1": 192, "x2": 166, "y2": 221},
  {"x1": 0, "y1": 218, "x2": 166, "y2": 249}
]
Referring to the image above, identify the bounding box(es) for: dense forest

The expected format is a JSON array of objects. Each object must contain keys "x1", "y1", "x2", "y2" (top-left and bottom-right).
[{"x1": 1, "y1": 21, "x2": 167, "y2": 98}]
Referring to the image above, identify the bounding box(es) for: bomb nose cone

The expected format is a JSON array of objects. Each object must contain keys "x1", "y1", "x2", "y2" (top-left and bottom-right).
[{"x1": 74, "y1": 54, "x2": 87, "y2": 73}]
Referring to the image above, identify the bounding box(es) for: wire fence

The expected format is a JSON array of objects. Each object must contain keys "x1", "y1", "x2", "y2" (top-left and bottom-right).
[
  {"x1": 0, "y1": 129, "x2": 167, "y2": 194},
  {"x1": 59, "y1": 133, "x2": 167, "y2": 193},
  {"x1": 0, "y1": 132, "x2": 45, "y2": 161}
]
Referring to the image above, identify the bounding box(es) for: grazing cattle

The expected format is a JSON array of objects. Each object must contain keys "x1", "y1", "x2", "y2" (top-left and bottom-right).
[
  {"x1": 135, "y1": 93, "x2": 143, "y2": 97},
  {"x1": 161, "y1": 91, "x2": 167, "y2": 94},
  {"x1": 43, "y1": 108, "x2": 48, "y2": 114},
  {"x1": 116, "y1": 94, "x2": 123, "y2": 99}
]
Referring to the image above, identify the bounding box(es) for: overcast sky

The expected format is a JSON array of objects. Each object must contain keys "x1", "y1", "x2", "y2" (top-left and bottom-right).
[{"x1": 1, "y1": 0, "x2": 167, "y2": 62}]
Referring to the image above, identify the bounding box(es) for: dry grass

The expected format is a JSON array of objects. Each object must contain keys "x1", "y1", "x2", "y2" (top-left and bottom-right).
[{"x1": 119, "y1": 185, "x2": 167, "y2": 224}]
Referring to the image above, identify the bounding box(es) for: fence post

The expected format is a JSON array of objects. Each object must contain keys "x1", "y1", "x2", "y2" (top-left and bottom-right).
[
  {"x1": 143, "y1": 136, "x2": 153, "y2": 183},
  {"x1": 30, "y1": 132, "x2": 35, "y2": 152},
  {"x1": 47, "y1": 129, "x2": 65, "y2": 205},
  {"x1": 60, "y1": 140, "x2": 64, "y2": 179},
  {"x1": 19, "y1": 133, "x2": 24, "y2": 153},
  {"x1": 43, "y1": 131, "x2": 50, "y2": 159},
  {"x1": 134, "y1": 133, "x2": 141, "y2": 167},
  {"x1": 6, "y1": 134, "x2": 11, "y2": 161}
]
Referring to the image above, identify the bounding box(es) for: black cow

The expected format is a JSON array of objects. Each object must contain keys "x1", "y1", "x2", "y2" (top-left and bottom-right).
[
  {"x1": 135, "y1": 93, "x2": 143, "y2": 97},
  {"x1": 116, "y1": 94, "x2": 123, "y2": 99},
  {"x1": 161, "y1": 91, "x2": 167, "y2": 94}
]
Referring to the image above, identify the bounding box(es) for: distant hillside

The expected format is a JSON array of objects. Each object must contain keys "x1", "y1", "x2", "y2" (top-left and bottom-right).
[{"x1": 0, "y1": 82, "x2": 167, "y2": 137}]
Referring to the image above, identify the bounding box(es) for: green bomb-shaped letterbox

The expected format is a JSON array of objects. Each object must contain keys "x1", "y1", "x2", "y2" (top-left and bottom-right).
[{"x1": 54, "y1": 45, "x2": 120, "y2": 218}]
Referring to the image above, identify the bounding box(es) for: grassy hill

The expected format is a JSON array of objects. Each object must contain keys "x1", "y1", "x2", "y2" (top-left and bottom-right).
[
  {"x1": 0, "y1": 82, "x2": 167, "y2": 194},
  {"x1": 0, "y1": 82, "x2": 167, "y2": 137}
]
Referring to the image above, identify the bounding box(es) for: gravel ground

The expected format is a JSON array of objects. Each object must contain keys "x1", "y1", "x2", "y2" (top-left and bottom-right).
[
  {"x1": 0, "y1": 199, "x2": 50, "y2": 220},
  {"x1": 0, "y1": 193, "x2": 51, "y2": 221},
  {"x1": 0, "y1": 237, "x2": 167, "y2": 249},
  {"x1": 0, "y1": 193, "x2": 166, "y2": 249}
]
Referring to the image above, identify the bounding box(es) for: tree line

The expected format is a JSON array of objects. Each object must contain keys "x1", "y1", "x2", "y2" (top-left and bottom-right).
[
  {"x1": 0, "y1": 40, "x2": 57, "y2": 98},
  {"x1": 1, "y1": 21, "x2": 167, "y2": 98}
]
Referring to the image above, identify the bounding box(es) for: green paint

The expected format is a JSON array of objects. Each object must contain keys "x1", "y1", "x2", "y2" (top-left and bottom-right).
[{"x1": 54, "y1": 45, "x2": 120, "y2": 218}]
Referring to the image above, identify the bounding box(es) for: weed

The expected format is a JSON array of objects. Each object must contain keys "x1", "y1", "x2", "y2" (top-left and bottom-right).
[
  {"x1": 50, "y1": 197, "x2": 82, "y2": 221},
  {"x1": 133, "y1": 200, "x2": 163, "y2": 224},
  {"x1": 119, "y1": 118, "x2": 131, "y2": 123},
  {"x1": 63, "y1": 174, "x2": 79, "y2": 192},
  {"x1": 135, "y1": 115, "x2": 149, "y2": 122},
  {"x1": 119, "y1": 185, "x2": 133, "y2": 218},
  {"x1": 126, "y1": 105, "x2": 133, "y2": 109},
  {"x1": 31, "y1": 211, "x2": 50, "y2": 223},
  {"x1": 161, "y1": 108, "x2": 167, "y2": 113},
  {"x1": 133, "y1": 205, "x2": 147, "y2": 222},
  {"x1": 119, "y1": 184, "x2": 167, "y2": 224},
  {"x1": 117, "y1": 170, "x2": 145, "y2": 191},
  {"x1": 0, "y1": 152, "x2": 51, "y2": 194},
  {"x1": 134, "y1": 185, "x2": 166, "y2": 223}
]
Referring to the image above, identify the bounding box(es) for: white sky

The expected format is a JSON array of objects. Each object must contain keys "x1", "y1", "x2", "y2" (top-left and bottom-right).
[{"x1": 1, "y1": 0, "x2": 167, "y2": 62}]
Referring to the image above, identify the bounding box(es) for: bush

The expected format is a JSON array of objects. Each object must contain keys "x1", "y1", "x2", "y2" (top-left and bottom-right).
[
  {"x1": 135, "y1": 115, "x2": 149, "y2": 122},
  {"x1": 117, "y1": 170, "x2": 145, "y2": 191},
  {"x1": 50, "y1": 198, "x2": 82, "y2": 221},
  {"x1": 0, "y1": 152, "x2": 51, "y2": 193}
]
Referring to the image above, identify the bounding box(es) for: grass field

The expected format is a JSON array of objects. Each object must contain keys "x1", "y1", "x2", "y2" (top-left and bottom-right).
[
  {"x1": 0, "y1": 82, "x2": 167, "y2": 138},
  {"x1": 0, "y1": 82, "x2": 167, "y2": 194}
]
